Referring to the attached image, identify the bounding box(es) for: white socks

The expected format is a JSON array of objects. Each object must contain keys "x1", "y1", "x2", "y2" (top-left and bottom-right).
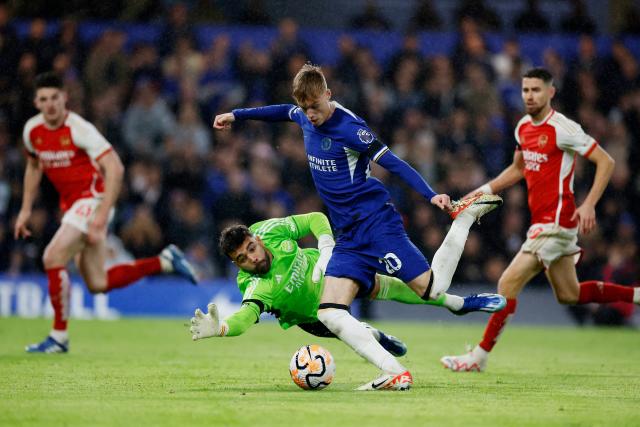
[
  {"x1": 472, "y1": 345, "x2": 489, "y2": 360},
  {"x1": 50, "y1": 329, "x2": 68, "y2": 343},
  {"x1": 443, "y1": 294, "x2": 464, "y2": 311},
  {"x1": 634, "y1": 288, "x2": 640, "y2": 304},
  {"x1": 429, "y1": 213, "x2": 475, "y2": 299},
  {"x1": 318, "y1": 309, "x2": 406, "y2": 375}
]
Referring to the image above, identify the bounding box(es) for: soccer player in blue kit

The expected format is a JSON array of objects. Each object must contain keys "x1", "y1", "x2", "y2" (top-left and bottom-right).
[{"x1": 213, "y1": 63, "x2": 504, "y2": 390}]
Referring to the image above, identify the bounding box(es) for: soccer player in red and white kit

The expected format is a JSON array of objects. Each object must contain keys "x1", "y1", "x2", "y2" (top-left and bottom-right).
[
  {"x1": 441, "y1": 67, "x2": 640, "y2": 372},
  {"x1": 15, "y1": 73, "x2": 198, "y2": 353}
]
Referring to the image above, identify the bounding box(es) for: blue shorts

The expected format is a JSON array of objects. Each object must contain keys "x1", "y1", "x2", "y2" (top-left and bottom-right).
[{"x1": 325, "y1": 203, "x2": 430, "y2": 297}]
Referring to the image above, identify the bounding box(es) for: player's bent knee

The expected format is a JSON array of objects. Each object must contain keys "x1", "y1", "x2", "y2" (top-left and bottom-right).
[
  {"x1": 42, "y1": 250, "x2": 63, "y2": 270},
  {"x1": 84, "y1": 277, "x2": 107, "y2": 294},
  {"x1": 556, "y1": 293, "x2": 578, "y2": 305}
]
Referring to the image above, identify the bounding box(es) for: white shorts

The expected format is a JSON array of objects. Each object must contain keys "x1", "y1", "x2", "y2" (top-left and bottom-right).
[
  {"x1": 521, "y1": 223, "x2": 582, "y2": 268},
  {"x1": 61, "y1": 198, "x2": 114, "y2": 234}
]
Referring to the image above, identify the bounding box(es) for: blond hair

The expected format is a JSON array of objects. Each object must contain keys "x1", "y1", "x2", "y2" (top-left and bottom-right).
[{"x1": 292, "y1": 63, "x2": 327, "y2": 104}]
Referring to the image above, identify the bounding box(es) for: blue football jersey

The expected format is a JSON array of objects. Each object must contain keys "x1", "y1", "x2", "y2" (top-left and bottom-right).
[{"x1": 287, "y1": 102, "x2": 392, "y2": 229}]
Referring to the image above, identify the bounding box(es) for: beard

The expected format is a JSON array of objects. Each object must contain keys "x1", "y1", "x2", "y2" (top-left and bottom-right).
[
  {"x1": 254, "y1": 257, "x2": 271, "y2": 275},
  {"x1": 526, "y1": 104, "x2": 545, "y2": 117}
]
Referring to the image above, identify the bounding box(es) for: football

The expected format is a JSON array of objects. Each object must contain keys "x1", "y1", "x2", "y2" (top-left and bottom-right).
[{"x1": 289, "y1": 344, "x2": 336, "y2": 390}]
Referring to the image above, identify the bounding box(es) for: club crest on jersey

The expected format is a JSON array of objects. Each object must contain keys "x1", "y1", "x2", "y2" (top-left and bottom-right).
[
  {"x1": 280, "y1": 240, "x2": 294, "y2": 252},
  {"x1": 321, "y1": 137, "x2": 332, "y2": 151},
  {"x1": 357, "y1": 128, "x2": 374, "y2": 144},
  {"x1": 537, "y1": 134, "x2": 548, "y2": 148},
  {"x1": 60, "y1": 135, "x2": 71, "y2": 146},
  {"x1": 34, "y1": 137, "x2": 43, "y2": 145}
]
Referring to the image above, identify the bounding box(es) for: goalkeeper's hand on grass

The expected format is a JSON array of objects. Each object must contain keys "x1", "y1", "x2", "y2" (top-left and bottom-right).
[
  {"x1": 312, "y1": 234, "x2": 335, "y2": 283},
  {"x1": 190, "y1": 303, "x2": 228, "y2": 340}
]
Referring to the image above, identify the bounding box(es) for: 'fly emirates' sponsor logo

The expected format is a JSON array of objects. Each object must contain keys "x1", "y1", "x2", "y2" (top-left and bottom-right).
[
  {"x1": 522, "y1": 149, "x2": 548, "y2": 172},
  {"x1": 39, "y1": 150, "x2": 75, "y2": 168},
  {"x1": 307, "y1": 155, "x2": 338, "y2": 172}
]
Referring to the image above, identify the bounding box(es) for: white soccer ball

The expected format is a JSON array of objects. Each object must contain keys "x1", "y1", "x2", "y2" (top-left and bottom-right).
[{"x1": 289, "y1": 344, "x2": 336, "y2": 390}]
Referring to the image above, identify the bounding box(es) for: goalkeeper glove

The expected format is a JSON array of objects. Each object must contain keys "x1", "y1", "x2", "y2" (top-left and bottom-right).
[
  {"x1": 190, "y1": 303, "x2": 228, "y2": 340},
  {"x1": 312, "y1": 234, "x2": 335, "y2": 283}
]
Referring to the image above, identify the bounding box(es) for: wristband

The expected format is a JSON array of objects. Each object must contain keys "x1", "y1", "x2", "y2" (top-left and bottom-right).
[{"x1": 317, "y1": 234, "x2": 335, "y2": 250}]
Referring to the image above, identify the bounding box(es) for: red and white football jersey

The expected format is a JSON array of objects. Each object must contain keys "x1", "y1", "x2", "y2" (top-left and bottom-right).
[
  {"x1": 22, "y1": 112, "x2": 113, "y2": 212},
  {"x1": 515, "y1": 109, "x2": 598, "y2": 228}
]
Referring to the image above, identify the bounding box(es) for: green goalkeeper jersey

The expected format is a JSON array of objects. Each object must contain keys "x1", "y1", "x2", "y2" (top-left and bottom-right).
[{"x1": 226, "y1": 213, "x2": 333, "y2": 336}]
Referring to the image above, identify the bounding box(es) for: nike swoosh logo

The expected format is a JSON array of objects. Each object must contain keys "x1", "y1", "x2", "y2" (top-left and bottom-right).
[{"x1": 371, "y1": 378, "x2": 388, "y2": 389}]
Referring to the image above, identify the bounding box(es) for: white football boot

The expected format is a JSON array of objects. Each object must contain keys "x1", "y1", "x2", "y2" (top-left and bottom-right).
[
  {"x1": 356, "y1": 370, "x2": 413, "y2": 391},
  {"x1": 449, "y1": 194, "x2": 503, "y2": 222},
  {"x1": 440, "y1": 345, "x2": 488, "y2": 372}
]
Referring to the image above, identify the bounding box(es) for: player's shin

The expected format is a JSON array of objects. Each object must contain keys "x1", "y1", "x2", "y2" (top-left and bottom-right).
[
  {"x1": 46, "y1": 267, "x2": 71, "y2": 340},
  {"x1": 376, "y1": 274, "x2": 462, "y2": 310},
  {"x1": 479, "y1": 298, "x2": 517, "y2": 352},
  {"x1": 427, "y1": 214, "x2": 475, "y2": 299},
  {"x1": 317, "y1": 306, "x2": 406, "y2": 375},
  {"x1": 376, "y1": 274, "x2": 444, "y2": 305}
]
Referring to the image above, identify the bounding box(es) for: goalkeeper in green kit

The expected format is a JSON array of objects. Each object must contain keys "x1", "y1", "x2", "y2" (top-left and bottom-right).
[{"x1": 189, "y1": 212, "x2": 505, "y2": 356}]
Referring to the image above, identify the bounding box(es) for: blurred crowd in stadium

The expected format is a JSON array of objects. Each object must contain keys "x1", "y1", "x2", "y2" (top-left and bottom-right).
[{"x1": 0, "y1": 1, "x2": 638, "y2": 307}]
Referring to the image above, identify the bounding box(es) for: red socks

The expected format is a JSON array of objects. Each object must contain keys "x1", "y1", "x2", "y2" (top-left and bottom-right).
[
  {"x1": 106, "y1": 257, "x2": 162, "y2": 291},
  {"x1": 479, "y1": 298, "x2": 517, "y2": 352},
  {"x1": 46, "y1": 267, "x2": 71, "y2": 331},
  {"x1": 578, "y1": 280, "x2": 634, "y2": 304}
]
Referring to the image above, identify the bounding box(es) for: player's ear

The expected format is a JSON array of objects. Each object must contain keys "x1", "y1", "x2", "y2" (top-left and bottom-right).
[
  {"x1": 548, "y1": 84, "x2": 556, "y2": 99},
  {"x1": 326, "y1": 89, "x2": 332, "y2": 100}
]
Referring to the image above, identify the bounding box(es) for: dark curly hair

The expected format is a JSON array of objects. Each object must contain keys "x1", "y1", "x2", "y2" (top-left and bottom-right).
[
  {"x1": 34, "y1": 72, "x2": 64, "y2": 90},
  {"x1": 219, "y1": 224, "x2": 252, "y2": 258},
  {"x1": 523, "y1": 67, "x2": 553, "y2": 85}
]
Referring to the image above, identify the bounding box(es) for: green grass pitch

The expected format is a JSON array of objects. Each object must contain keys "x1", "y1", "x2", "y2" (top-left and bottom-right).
[{"x1": 1, "y1": 317, "x2": 639, "y2": 427}]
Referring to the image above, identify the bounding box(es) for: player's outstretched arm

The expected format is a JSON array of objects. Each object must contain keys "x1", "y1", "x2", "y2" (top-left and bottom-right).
[
  {"x1": 572, "y1": 146, "x2": 615, "y2": 234},
  {"x1": 463, "y1": 150, "x2": 525, "y2": 199},
  {"x1": 375, "y1": 148, "x2": 451, "y2": 211},
  {"x1": 212, "y1": 112, "x2": 235, "y2": 130},
  {"x1": 190, "y1": 302, "x2": 261, "y2": 340},
  {"x1": 191, "y1": 303, "x2": 228, "y2": 339},
  {"x1": 213, "y1": 105, "x2": 297, "y2": 131},
  {"x1": 14, "y1": 156, "x2": 42, "y2": 239}
]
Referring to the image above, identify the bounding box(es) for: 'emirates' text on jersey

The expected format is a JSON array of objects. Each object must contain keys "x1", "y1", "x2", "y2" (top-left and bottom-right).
[
  {"x1": 237, "y1": 217, "x2": 322, "y2": 329},
  {"x1": 23, "y1": 112, "x2": 112, "y2": 212},
  {"x1": 515, "y1": 109, "x2": 598, "y2": 228}
]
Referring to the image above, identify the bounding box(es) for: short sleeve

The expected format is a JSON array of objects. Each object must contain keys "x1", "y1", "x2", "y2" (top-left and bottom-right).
[
  {"x1": 68, "y1": 114, "x2": 112, "y2": 160},
  {"x1": 514, "y1": 115, "x2": 530, "y2": 147},
  {"x1": 554, "y1": 118, "x2": 597, "y2": 157},
  {"x1": 22, "y1": 117, "x2": 39, "y2": 156}
]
